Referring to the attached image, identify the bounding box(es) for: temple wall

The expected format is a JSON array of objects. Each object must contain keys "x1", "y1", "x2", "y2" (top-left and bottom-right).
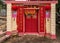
[
  {"x1": 11, "y1": 17, "x2": 17, "y2": 31},
  {"x1": 46, "y1": 18, "x2": 51, "y2": 36},
  {"x1": 7, "y1": 3, "x2": 12, "y2": 31},
  {"x1": 51, "y1": 4, "x2": 56, "y2": 39}
]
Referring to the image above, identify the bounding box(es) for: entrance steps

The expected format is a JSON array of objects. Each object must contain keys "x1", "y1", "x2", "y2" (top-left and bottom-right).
[{"x1": 0, "y1": 31, "x2": 11, "y2": 43}]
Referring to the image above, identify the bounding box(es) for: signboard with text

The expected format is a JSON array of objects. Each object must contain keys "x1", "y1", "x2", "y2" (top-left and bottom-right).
[{"x1": 15, "y1": 0, "x2": 27, "y2": 1}]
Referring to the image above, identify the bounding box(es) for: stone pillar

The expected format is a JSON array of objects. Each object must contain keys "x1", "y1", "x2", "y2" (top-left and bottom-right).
[
  {"x1": 51, "y1": 4, "x2": 56, "y2": 39},
  {"x1": 6, "y1": 3, "x2": 12, "y2": 35}
]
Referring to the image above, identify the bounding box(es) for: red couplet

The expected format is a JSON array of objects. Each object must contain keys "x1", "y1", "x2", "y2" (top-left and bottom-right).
[
  {"x1": 39, "y1": 6, "x2": 46, "y2": 33},
  {"x1": 16, "y1": 6, "x2": 24, "y2": 33}
]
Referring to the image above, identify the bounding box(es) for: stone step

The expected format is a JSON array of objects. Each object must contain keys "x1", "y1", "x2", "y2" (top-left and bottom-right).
[{"x1": 0, "y1": 35, "x2": 11, "y2": 43}]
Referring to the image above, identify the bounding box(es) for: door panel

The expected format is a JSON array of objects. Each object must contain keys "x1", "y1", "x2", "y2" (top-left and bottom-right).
[
  {"x1": 25, "y1": 13, "x2": 38, "y2": 32},
  {"x1": 31, "y1": 14, "x2": 38, "y2": 32},
  {"x1": 25, "y1": 16, "x2": 32, "y2": 32}
]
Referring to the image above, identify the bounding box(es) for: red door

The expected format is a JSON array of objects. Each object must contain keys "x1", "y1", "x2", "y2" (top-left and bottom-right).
[
  {"x1": 31, "y1": 14, "x2": 38, "y2": 32},
  {"x1": 25, "y1": 11, "x2": 38, "y2": 32}
]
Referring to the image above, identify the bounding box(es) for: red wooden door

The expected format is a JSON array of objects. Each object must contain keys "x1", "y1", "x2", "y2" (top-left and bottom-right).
[
  {"x1": 25, "y1": 13, "x2": 38, "y2": 32},
  {"x1": 25, "y1": 16, "x2": 32, "y2": 32},
  {"x1": 31, "y1": 14, "x2": 38, "y2": 32}
]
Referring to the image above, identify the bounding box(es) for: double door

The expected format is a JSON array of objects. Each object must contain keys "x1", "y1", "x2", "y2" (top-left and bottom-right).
[{"x1": 25, "y1": 14, "x2": 38, "y2": 32}]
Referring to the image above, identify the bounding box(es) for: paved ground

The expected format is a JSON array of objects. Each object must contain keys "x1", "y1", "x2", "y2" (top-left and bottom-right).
[
  {"x1": 2, "y1": 25, "x2": 60, "y2": 43},
  {"x1": 0, "y1": 13, "x2": 60, "y2": 43},
  {"x1": 2, "y1": 35, "x2": 60, "y2": 43}
]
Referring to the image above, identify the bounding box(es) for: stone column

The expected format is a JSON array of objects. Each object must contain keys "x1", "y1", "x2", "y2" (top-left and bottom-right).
[
  {"x1": 6, "y1": 3, "x2": 12, "y2": 35},
  {"x1": 51, "y1": 4, "x2": 56, "y2": 39}
]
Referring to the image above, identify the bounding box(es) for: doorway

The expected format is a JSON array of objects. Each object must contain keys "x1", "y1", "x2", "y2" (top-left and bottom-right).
[
  {"x1": 16, "y1": 5, "x2": 46, "y2": 33},
  {"x1": 25, "y1": 9, "x2": 38, "y2": 32}
]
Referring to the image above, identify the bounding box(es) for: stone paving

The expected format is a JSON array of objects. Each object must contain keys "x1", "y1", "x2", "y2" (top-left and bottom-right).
[
  {"x1": 2, "y1": 24, "x2": 60, "y2": 43},
  {"x1": 2, "y1": 35, "x2": 60, "y2": 43},
  {"x1": 0, "y1": 15, "x2": 60, "y2": 43}
]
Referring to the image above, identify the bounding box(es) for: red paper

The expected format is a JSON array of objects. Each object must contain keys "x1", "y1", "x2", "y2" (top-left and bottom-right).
[{"x1": 16, "y1": 6, "x2": 24, "y2": 33}]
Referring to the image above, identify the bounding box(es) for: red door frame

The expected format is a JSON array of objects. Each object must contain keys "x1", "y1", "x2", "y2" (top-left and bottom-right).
[
  {"x1": 25, "y1": 11, "x2": 38, "y2": 33},
  {"x1": 15, "y1": 5, "x2": 46, "y2": 35}
]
